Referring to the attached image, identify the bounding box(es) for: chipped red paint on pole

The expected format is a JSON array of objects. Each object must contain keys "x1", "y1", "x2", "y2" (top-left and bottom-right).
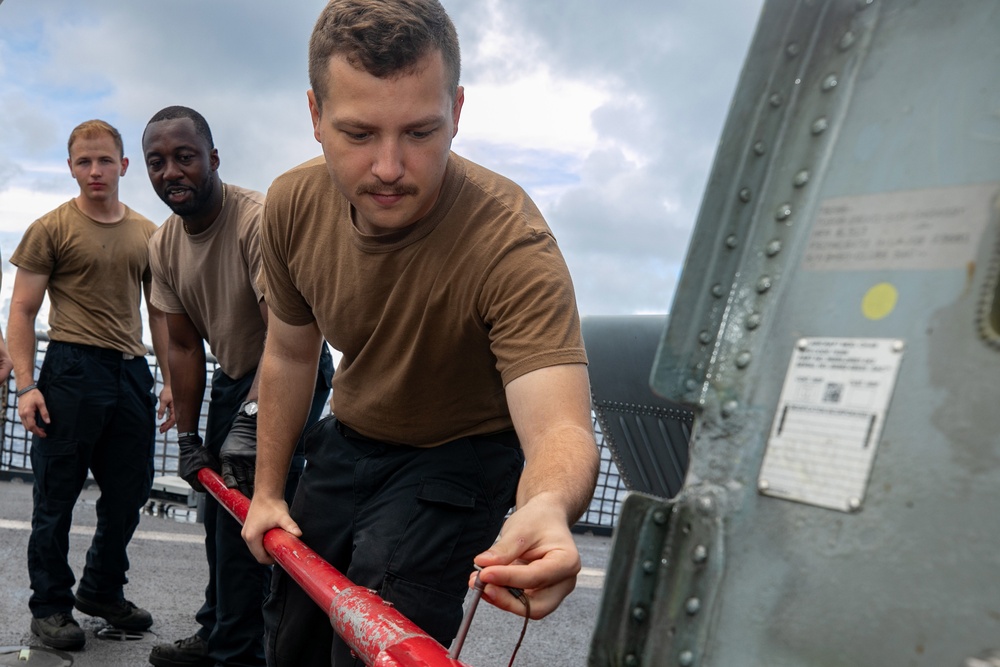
[
  {"x1": 199, "y1": 468, "x2": 251, "y2": 523},
  {"x1": 198, "y1": 468, "x2": 471, "y2": 667}
]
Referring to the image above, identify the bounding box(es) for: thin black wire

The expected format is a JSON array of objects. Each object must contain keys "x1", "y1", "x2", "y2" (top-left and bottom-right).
[{"x1": 506, "y1": 588, "x2": 530, "y2": 667}]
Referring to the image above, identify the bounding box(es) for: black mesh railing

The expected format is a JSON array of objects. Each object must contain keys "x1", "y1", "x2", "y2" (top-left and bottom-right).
[
  {"x1": 1, "y1": 333, "x2": 629, "y2": 533},
  {"x1": 579, "y1": 415, "x2": 626, "y2": 534}
]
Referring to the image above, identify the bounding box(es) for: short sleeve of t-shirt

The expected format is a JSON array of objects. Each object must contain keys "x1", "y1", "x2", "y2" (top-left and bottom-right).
[
  {"x1": 479, "y1": 230, "x2": 587, "y2": 386},
  {"x1": 149, "y1": 227, "x2": 185, "y2": 314},
  {"x1": 10, "y1": 221, "x2": 57, "y2": 276},
  {"x1": 258, "y1": 172, "x2": 319, "y2": 326}
]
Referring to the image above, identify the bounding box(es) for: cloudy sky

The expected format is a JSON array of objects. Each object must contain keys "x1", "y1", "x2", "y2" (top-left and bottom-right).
[{"x1": 0, "y1": 0, "x2": 764, "y2": 321}]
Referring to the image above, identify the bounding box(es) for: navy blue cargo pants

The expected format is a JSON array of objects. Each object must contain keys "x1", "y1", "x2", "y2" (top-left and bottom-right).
[
  {"x1": 27, "y1": 341, "x2": 156, "y2": 618},
  {"x1": 263, "y1": 417, "x2": 524, "y2": 666}
]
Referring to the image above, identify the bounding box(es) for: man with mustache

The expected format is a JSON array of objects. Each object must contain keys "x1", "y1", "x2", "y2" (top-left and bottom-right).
[
  {"x1": 241, "y1": 1, "x2": 600, "y2": 664},
  {"x1": 7, "y1": 119, "x2": 173, "y2": 651},
  {"x1": 141, "y1": 106, "x2": 333, "y2": 667}
]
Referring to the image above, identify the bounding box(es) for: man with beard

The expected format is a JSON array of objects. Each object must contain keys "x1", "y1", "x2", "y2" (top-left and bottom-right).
[
  {"x1": 142, "y1": 106, "x2": 333, "y2": 667},
  {"x1": 8, "y1": 119, "x2": 173, "y2": 651}
]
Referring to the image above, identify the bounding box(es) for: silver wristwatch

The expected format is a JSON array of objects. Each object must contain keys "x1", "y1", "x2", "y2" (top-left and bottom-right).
[{"x1": 238, "y1": 400, "x2": 258, "y2": 418}]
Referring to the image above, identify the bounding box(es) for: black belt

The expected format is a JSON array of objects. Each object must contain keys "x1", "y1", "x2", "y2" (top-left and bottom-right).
[{"x1": 50, "y1": 340, "x2": 141, "y2": 361}]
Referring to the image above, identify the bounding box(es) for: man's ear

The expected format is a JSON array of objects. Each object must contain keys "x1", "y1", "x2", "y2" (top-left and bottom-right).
[
  {"x1": 451, "y1": 86, "x2": 465, "y2": 138},
  {"x1": 307, "y1": 89, "x2": 323, "y2": 143}
]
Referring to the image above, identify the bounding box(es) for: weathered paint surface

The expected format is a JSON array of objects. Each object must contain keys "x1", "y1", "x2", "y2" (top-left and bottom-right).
[{"x1": 199, "y1": 468, "x2": 470, "y2": 667}]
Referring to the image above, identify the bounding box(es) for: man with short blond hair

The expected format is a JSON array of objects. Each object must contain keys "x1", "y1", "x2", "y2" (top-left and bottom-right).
[{"x1": 7, "y1": 119, "x2": 173, "y2": 651}]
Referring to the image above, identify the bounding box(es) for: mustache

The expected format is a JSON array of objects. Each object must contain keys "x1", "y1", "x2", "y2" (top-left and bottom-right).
[{"x1": 355, "y1": 183, "x2": 418, "y2": 197}]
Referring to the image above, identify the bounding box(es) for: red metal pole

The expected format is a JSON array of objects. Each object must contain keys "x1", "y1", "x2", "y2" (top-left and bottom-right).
[{"x1": 198, "y1": 468, "x2": 472, "y2": 667}]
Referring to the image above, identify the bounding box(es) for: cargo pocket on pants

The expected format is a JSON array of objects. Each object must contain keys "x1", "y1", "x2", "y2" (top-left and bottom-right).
[{"x1": 383, "y1": 478, "x2": 483, "y2": 643}]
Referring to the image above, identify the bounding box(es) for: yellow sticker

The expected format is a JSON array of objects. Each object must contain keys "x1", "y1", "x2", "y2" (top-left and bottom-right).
[{"x1": 862, "y1": 283, "x2": 898, "y2": 320}]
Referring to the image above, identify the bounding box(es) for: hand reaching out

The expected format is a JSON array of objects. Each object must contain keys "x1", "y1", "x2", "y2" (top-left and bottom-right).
[{"x1": 471, "y1": 494, "x2": 581, "y2": 620}]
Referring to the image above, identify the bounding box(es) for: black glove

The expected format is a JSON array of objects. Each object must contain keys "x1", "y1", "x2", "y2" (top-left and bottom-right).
[
  {"x1": 177, "y1": 433, "x2": 219, "y2": 493},
  {"x1": 220, "y1": 413, "x2": 258, "y2": 498}
]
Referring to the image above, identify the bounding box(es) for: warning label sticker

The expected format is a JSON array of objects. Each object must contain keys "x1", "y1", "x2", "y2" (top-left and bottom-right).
[{"x1": 802, "y1": 183, "x2": 997, "y2": 271}]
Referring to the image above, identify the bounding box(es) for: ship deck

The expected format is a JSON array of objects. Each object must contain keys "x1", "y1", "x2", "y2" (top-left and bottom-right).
[{"x1": 0, "y1": 475, "x2": 608, "y2": 666}]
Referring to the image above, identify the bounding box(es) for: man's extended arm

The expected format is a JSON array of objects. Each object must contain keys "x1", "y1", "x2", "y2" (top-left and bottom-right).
[
  {"x1": 166, "y1": 312, "x2": 206, "y2": 433},
  {"x1": 146, "y1": 281, "x2": 175, "y2": 432},
  {"x1": 241, "y1": 311, "x2": 322, "y2": 564},
  {"x1": 7, "y1": 269, "x2": 51, "y2": 438},
  {"x1": 473, "y1": 362, "x2": 599, "y2": 619},
  {"x1": 165, "y1": 311, "x2": 215, "y2": 491}
]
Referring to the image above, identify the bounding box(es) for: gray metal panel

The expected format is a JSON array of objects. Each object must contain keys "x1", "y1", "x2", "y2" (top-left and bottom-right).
[
  {"x1": 582, "y1": 316, "x2": 693, "y2": 498},
  {"x1": 595, "y1": 0, "x2": 1000, "y2": 664}
]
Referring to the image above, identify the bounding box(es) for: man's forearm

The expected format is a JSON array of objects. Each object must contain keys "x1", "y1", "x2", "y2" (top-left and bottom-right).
[
  {"x1": 255, "y1": 343, "x2": 319, "y2": 500},
  {"x1": 7, "y1": 312, "x2": 39, "y2": 389},
  {"x1": 168, "y1": 344, "x2": 206, "y2": 432},
  {"x1": 515, "y1": 424, "x2": 600, "y2": 524},
  {"x1": 149, "y1": 309, "x2": 172, "y2": 386},
  {"x1": 506, "y1": 364, "x2": 600, "y2": 525}
]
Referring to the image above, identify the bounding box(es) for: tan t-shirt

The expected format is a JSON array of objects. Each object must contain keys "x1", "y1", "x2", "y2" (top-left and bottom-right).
[
  {"x1": 149, "y1": 184, "x2": 266, "y2": 379},
  {"x1": 260, "y1": 153, "x2": 587, "y2": 446},
  {"x1": 10, "y1": 199, "x2": 156, "y2": 357}
]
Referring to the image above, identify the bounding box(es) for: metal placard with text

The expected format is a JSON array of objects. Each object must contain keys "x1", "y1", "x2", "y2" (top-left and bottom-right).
[{"x1": 758, "y1": 337, "x2": 904, "y2": 512}]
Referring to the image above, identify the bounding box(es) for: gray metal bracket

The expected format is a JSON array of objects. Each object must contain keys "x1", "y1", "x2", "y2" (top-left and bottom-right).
[{"x1": 589, "y1": 487, "x2": 725, "y2": 666}]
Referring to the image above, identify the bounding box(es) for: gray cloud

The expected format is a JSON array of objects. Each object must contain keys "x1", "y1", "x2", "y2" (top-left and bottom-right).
[{"x1": 449, "y1": 0, "x2": 764, "y2": 314}]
